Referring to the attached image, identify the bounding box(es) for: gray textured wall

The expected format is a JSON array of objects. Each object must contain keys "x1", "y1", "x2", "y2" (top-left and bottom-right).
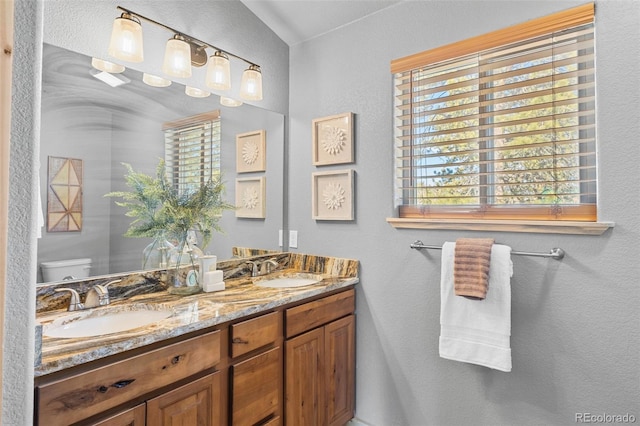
[
  {"x1": 288, "y1": 1, "x2": 639, "y2": 425},
  {"x1": 6, "y1": 0, "x2": 41, "y2": 423}
]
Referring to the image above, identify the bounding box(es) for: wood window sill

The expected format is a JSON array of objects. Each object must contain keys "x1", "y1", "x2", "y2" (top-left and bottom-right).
[{"x1": 386, "y1": 218, "x2": 614, "y2": 235}]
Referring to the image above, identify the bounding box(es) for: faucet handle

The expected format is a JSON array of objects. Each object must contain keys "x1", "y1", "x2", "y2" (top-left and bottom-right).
[
  {"x1": 54, "y1": 288, "x2": 83, "y2": 311},
  {"x1": 103, "y1": 279, "x2": 122, "y2": 290},
  {"x1": 260, "y1": 258, "x2": 279, "y2": 275},
  {"x1": 88, "y1": 279, "x2": 121, "y2": 307},
  {"x1": 244, "y1": 260, "x2": 259, "y2": 277}
]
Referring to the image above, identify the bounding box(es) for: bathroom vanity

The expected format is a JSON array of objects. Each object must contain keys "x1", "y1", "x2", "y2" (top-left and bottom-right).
[{"x1": 34, "y1": 252, "x2": 358, "y2": 426}]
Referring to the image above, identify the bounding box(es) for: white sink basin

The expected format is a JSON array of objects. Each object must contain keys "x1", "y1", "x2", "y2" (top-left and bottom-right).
[
  {"x1": 254, "y1": 273, "x2": 323, "y2": 289},
  {"x1": 44, "y1": 306, "x2": 173, "y2": 339}
]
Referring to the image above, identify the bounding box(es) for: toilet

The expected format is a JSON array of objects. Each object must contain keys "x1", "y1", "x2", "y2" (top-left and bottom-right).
[{"x1": 40, "y1": 258, "x2": 92, "y2": 282}]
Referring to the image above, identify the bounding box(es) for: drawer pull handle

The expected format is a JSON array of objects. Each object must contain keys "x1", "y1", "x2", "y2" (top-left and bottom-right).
[
  {"x1": 171, "y1": 355, "x2": 183, "y2": 364},
  {"x1": 97, "y1": 386, "x2": 108, "y2": 393},
  {"x1": 232, "y1": 337, "x2": 249, "y2": 345},
  {"x1": 111, "y1": 379, "x2": 135, "y2": 389}
]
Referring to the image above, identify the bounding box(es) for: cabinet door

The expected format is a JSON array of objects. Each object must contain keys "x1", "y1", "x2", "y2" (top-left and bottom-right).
[
  {"x1": 285, "y1": 327, "x2": 325, "y2": 426},
  {"x1": 92, "y1": 403, "x2": 145, "y2": 426},
  {"x1": 146, "y1": 372, "x2": 221, "y2": 426},
  {"x1": 325, "y1": 315, "x2": 355, "y2": 426},
  {"x1": 231, "y1": 346, "x2": 281, "y2": 425}
]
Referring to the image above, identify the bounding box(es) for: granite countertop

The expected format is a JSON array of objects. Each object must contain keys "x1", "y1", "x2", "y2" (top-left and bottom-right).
[{"x1": 35, "y1": 270, "x2": 358, "y2": 377}]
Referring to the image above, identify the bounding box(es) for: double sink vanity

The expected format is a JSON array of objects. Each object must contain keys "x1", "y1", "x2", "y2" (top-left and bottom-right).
[{"x1": 34, "y1": 251, "x2": 359, "y2": 426}]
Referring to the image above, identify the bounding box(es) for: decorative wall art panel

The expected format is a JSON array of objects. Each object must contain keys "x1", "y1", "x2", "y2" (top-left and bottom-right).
[
  {"x1": 312, "y1": 169, "x2": 354, "y2": 221},
  {"x1": 312, "y1": 112, "x2": 354, "y2": 166},
  {"x1": 236, "y1": 129, "x2": 266, "y2": 173},
  {"x1": 47, "y1": 156, "x2": 83, "y2": 232},
  {"x1": 236, "y1": 176, "x2": 266, "y2": 218}
]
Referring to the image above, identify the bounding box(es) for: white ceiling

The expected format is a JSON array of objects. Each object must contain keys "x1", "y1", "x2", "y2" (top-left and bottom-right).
[{"x1": 240, "y1": 0, "x2": 403, "y2": 46}]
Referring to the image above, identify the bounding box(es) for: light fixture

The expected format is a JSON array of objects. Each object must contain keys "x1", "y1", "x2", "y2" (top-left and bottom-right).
[
  {"x1": 185, "y1": 86, "x2": 210, "y2": 98},
  {"x1": 162, "y1": 35, "x2": 192, "y2": 78},
  {"x1": 220, "y1": 96, "x2": 243, "y2": 107},
  {"x1": 91, "y1": 57, "x2": 125, "y2": 73},
  {"x1": 108, "y1": 6, "x2": 263, "y2": 100},
  {"x1": 240, "y1": 65, "x2": 263, "y2": 101},
  {"x1": 108, "y1": 12, "x2": 144, "y2": 62},
  {"x1": 143, "y1": 73, "x2": 172, "y2": 87},
  {"x1": 205, "y1": 51, "x2": 231, "y2": 91},
  {"x1": 90, "y1": 69, "x2": 131, "y2": 87}
]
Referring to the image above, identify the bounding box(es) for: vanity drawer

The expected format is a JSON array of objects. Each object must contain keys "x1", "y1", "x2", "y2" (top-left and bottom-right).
[
  {"x1": 285, "y1": 289, "x2": 355, "y2": 338},
  {"x1": 231, "y1": 311, "x2": 279, "y2": 358},
  {"x1": 36, "y1": 330, "x2": 220, "y2": 426}
]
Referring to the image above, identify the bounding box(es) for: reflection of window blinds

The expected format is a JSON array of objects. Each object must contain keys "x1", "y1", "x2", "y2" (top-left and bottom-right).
[
  {"x1": 391, "y1": 3, "x2": 596, "y2": 221},
  {"x1": 163, "y1": 111, "x2": 221, "y2": 194}
]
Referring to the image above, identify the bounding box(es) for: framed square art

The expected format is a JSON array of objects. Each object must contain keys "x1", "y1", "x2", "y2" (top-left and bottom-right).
[
  {"x1": 312, "y1": 112, "x2": 354, "y2": 166},
  {"x1": 236, "y1": 129, "x2": 266, "y2": 173},
  {"x1": 236, "y1": 176, "x2": 266, "y2": 218},
  {"x1": 312, "y1": 169, "x2": 354, "y2": 221}
]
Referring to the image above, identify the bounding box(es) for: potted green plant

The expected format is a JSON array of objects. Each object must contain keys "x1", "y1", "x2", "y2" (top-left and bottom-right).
[{"x1": 106, "y1": 160, "x2": 235, "y2": 294}]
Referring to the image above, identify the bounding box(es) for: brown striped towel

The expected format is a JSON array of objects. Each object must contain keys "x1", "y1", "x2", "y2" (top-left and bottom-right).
[{"x1": 454, "y1": 238, "x2": 495, "y2": 300}]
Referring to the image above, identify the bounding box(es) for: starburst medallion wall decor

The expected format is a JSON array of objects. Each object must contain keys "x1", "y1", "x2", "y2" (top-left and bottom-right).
[
  {"x1": 236, "y1": 177, "x2": 266, "y2": 218},
  {"x1": 312, "y1": 112, "x2": 354, "y2": 166},
  {"x1": 236, "y1": 129, "x2": 266, "y2": 173},
  {"x1": 312, "y1": 170, "x2": 354, "y2": 220},
  {"x1": 47, "y1": 156, "x2": 83, "y2": 232}
]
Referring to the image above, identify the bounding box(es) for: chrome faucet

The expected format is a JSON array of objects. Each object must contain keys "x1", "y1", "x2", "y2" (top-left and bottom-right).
[
  {"x1": 84, "y1": 279, "x2": 121, "y2": 308},
  {"x1": 259, "y1": 258, "x2": 279, "y2": 275},
  {"x1": 244, "y1": 260, "x2": 259, "y2": 277},
  {"x1": 54, "y1": 288, "x2": 84, "y2": 311},
  {"x1": 245, "y1": 259, "x2": 279, "y2": 277},
  {"x1": 54, "y1": 279, "x2": 122, "y2": 311}
]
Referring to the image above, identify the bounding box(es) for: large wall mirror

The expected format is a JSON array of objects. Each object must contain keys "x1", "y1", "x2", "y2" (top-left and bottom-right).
[{"x1": 37, "y1": 43, "x2": 285, "y2": 284}]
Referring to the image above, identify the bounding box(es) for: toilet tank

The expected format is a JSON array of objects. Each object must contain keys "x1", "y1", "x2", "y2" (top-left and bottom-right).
[{"x1": 40, "y1": 258, "x2": 92, "y2": 282}]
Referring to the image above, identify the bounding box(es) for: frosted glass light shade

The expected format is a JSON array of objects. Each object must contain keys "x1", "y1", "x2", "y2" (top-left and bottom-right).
[
  {"x1": 143, "y1": 73, "x2": 172, "y2": 87},
  {"x1": 162, "y1": 36, "x2": 192, "y2": 78},
  {"x1": 185, "y1": 86, "x2": 210, "y2": 98},
  {"x1": 108, "y1": 14, "x2": 144, "y2": 63},
  {"x1": 220, "y1": 96, "x2": 243, "y2": 107},
  {"x1": 205, "y1": 51, "x2": 231, "y2": 91},
  {"x1": 91, "y1": 58, "x2": 125, "y2": 73},
  {"x1": 240, "y1": 65, "x2": 263, "y2": 101}
]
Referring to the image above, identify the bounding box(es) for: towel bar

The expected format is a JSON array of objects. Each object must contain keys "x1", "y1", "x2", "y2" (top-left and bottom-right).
[{"x1": 409, "y1": 240, "x2": 565, "y2": 260}]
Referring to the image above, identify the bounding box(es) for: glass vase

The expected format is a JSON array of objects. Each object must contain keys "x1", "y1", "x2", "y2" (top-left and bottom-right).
[
  {"x1": 166, "y1": 231, "x2": 204, "y2": 295},
  {"x1": 142, "y1": 233, "x2": 174, "y2": 270}
]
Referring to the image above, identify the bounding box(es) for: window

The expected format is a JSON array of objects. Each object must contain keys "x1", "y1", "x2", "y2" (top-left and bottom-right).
[
  {"x1": 163, "y1": 111, "x2": 221, "y2": 194},
  {"x1": 392, "y1": 4, "x2": 597, "y2": 223}
]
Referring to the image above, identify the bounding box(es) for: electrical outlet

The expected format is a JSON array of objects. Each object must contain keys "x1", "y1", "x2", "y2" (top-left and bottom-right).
[
  {"x1": 279, "y1": 230, "x2": 283, "y2": 247},
  {"x1": 289, "y1": 230, "x2": 298, "y2": 248}
]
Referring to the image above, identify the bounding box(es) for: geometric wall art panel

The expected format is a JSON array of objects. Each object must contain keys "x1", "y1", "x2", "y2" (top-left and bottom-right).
[{"x1": 47, "y1": 156, "x2": 83, "y2": 232}]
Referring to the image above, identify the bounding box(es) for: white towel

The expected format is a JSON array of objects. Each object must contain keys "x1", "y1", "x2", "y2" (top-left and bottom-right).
[{"x1": 439, "y1": 241, "x2": 513, "y2": 372}]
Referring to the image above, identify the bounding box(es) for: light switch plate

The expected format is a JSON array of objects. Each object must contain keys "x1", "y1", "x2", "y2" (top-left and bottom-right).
[{"x1": 289, "y1": 230, "x2": 298, "y2": 248}]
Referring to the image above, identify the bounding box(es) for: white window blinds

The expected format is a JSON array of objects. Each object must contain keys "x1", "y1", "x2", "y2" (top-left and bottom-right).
[
  {"x1": 392, "y1": 4, "x2": 596, "y2": 221},
  {"x1": 163, "y1": 111, "x2": 221, "y2": 195}
]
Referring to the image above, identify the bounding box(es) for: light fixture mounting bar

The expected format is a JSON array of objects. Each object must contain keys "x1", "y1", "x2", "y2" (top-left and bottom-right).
[{"x1": 116, "y1": 5, "x2": 260, "y2": 68}]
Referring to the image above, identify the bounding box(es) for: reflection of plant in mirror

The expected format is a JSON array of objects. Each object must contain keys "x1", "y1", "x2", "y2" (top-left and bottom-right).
[{"x1": 105, "y1": 160, "x2": 235, "y2": 271}]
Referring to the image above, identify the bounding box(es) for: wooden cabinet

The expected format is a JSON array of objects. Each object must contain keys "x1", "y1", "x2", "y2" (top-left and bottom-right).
[
  {"x1": 285, "y1": 289, "x2": 355, "y2": 426},
  {"x1": 35, "y1": 331, "x2": 221, "y2": 426},
  {"x1": 229, "y1": 311, "x2": 282, "y2": 425},
  {"x1": 92, "y1": 404, "x2": 145, "y2": 426},
  {"x1": 35, "y1": 286, "x2": 356, "y2": 426},
  {"x1": 147, "y1": 372, "x2": 221, "y2": 426},
  {"x1": 231, "y1": 347, "x2": 281, "y2": 425}
]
